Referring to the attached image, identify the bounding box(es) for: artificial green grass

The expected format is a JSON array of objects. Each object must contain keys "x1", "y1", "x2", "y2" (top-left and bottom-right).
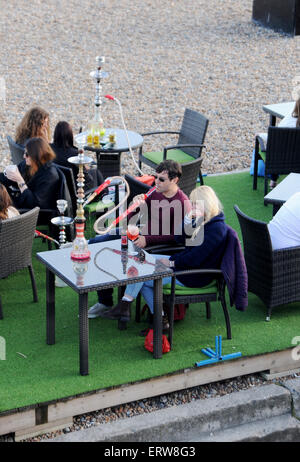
[{"x1": 0, "y1": 172, "x2": 299, "y2": 413}]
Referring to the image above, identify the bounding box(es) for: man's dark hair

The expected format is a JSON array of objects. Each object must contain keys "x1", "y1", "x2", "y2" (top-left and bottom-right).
[{"x1": 156, "y1": 159, "x2": 182, "y2": 180}]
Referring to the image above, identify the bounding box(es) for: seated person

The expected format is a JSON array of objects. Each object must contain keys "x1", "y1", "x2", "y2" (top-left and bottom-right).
[
  {"x1": 0, "y1": 184, "x2": 19, "y2": 220},
  {"x1": 88, "y1": 159, "x2": 191, "y2": 318},
  {"x1": 50, "y1": 121, "x2": 103, "y2": 191},
  {"x1": 95, "y1": 185, "x2": 228, "y2": 333},
  {"x1": 0, "y1": 137, "x2": 60, "y2": 210},
  {"x1": 268, "y1": 192, "x2": 300, "y2": 250},
  {"x1": 257, "y1": 98, "x2": 300, "y2": 189},
  {"x1": 15, "y1": 106, "x2": 50, "y2": 147}
]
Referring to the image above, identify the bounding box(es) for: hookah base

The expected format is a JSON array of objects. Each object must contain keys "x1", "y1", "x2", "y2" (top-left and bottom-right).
[{"x1": 70, "y1": 252, "x2": 91, "y2": 262}]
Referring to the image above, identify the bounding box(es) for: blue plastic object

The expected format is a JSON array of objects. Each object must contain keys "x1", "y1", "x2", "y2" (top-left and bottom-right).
[{"x1": 195, "y1": 335, "x2": 242, "y2": 367}]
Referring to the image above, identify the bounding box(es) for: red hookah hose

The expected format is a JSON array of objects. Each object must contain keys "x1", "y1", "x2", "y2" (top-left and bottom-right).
[
  {"x1": 109, "y1": 186, "x2": 156, "y2": 228},
  {"x1": 83, "y1": 178, "x2": 112, "y2": 207},
  {"x1": 35, "y1": 229, "x2": 60, "y2": 247}
]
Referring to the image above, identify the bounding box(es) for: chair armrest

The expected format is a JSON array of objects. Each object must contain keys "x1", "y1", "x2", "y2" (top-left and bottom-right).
[
  {"x1": 163, "y1": 143, "x2": 206, "y2": 159},
  {"x1": 164, "y1": 143, "x2": 206, "y2": 151},
  {"x1": 145, "y1": 244, "x2": 185, "y2": 255},
  {"x1": 18, "y1": 208, "x2": 55, "y2": 215},
  {"x1": 141, "y1": 130, "x2": 180, "y2": 137},
  {"x1": 255, "y1": 133, "x2": 267, "y2": 152},
  {"x1": 172, "y1": 268, "x2": 223, "y2": 278}
]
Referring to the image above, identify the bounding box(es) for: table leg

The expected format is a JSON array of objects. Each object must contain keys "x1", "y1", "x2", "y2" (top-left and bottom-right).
[
  {"x1": 79, "y1": 292, "x2": 89, "y2": 376},
  {"x1": 270, "y1": 114, "x2": 276, "y2": 126},
  {"x1": 153, "y1": 278, "x2": 163, "y2": 359},
  {"x1": 46, "y1": 269, "x2": 55, "y2": 345}
]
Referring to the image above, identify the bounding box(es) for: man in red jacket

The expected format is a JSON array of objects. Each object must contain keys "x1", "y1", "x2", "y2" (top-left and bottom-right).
[{"x1": 88, "y1": 160, "x2": 191, "y2": 319}]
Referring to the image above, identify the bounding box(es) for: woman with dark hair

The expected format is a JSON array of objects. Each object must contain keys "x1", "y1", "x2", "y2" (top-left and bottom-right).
[
  {"x1": 0, "y1": 137, "x2": 60, "y2": 210},
  {"x1": 50, "y1": 121, "x2": 103, "y2": 191},
  {"x1": 0, "y1": 184, "x2": 19, "y2": 220},
  {"x1": 15, "y1": 106, "x2": 50, "y2": 146}
]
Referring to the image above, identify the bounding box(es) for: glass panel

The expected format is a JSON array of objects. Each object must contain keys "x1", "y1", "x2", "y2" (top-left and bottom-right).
[{"x1": 37, "y1": 239, "x2": 172, "y2": 290}]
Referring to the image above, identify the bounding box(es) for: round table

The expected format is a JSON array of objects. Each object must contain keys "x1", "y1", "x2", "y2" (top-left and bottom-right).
[{"x1": 75, "y1": 128, "x2": 143, "y2": 178}]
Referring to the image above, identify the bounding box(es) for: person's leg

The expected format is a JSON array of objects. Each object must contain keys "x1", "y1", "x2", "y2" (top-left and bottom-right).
[{"x1": 88, "y1": 229, "x2": 121, "y2": 317}]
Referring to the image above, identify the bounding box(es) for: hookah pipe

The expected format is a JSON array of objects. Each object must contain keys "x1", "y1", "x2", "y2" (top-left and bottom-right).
[
  {"x1": 104, "y1": 94, "x2": 144, "y2": 176},
  {"x1": 34, "y1": 229, "x2": 60, "y2": 247},
  {"x1": 93, "y1": 184, "x2": 157, "y2": 235},
  {"x1": 82, "y1": 178, "x2": 112, "y2": 208}
]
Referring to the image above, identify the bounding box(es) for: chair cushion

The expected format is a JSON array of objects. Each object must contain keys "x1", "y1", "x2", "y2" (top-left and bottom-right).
[
  {"x1": 163, "y1": 280, "x2": 217, "y2": 295},
  {"x1": 143, "y1": 150, "x2": 194, "y2": 164}
]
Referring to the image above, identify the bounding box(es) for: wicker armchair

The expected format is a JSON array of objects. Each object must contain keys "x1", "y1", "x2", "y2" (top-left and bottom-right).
[
  {"x1": 253, "y1": 127, "x2": 300, "y2": 196},
  {"x1": 234, "y1": 205, "x2": 300, "y2": 321},
  {"x1": 138, "y1": 108, "x2": 208, "y2": 185},
  {"x1": 163, "y1": 269, "x2": 231, "y2": 348},
  {"x1": 178, "y1": 157, "x2": 203, "y2": 197},
  {"x1": 7, "y1": 136, "x2": 24, "y2": 165},
  {"x1": 0, "y1": 207, "x2": 39, "y2": 319}
]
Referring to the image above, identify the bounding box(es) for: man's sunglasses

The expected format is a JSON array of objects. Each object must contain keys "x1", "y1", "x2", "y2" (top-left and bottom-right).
[
  {"x1": 153, "y1": 174, "x2": 167, "y2": 183},
  {"x1": 24, "y1": 151, "x2": 29, "y2": 157}
]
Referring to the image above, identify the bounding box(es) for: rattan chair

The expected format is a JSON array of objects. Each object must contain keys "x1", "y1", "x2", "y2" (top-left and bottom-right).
[
  {"x1": 138, "y1": 108, "x2": 208, "y2": 185},
  {"x1": 7, "y1": 136, "x2": 24, "y2": 165},
  {"x1": 19, "y1": 166, "x2": 73, "y2": 248},
  {"x1": 178, "y1": 157, "x2": 203, "y2": 196},
  {"x1": 0, "y1": 207, "x2": 39, "y2": 319},
  {"x1": 234, "y1": 205, "x2": 300, "y2": 321},
  {"x1": 253, "y1": 127, "x2": 300, "y2": 196},
  {"x1": 163, "y1": 268, "x2": 231, "y2": 348}
]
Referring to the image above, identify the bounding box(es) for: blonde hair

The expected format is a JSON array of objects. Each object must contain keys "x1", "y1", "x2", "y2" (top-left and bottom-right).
[
  {"x1": 190, "y1": 185, "x2": 223, "y2": 223},
  {"x1": 189, "y1": 186, "x2": 223, "y2": 241}
]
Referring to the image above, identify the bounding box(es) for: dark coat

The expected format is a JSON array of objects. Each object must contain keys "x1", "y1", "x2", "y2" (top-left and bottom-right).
[
  {"x1": 221, "y1": 226, "x2": 248, "y2": 311},
  {"x1": 50, "y1": 143, "x2": 102, "y2": 192},
  {"x1": 0, "y1": 160, "x2": 61, "y2": 210},
  {"x1": 170, "y1": 213, "x2": 228, "y2": 287}
]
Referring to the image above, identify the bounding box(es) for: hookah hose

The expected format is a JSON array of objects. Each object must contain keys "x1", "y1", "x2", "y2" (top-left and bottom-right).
[
  {"x1": 35, "y1": 229, "x2": 60, "y2": 247},
  {"x1": 93, "y1": 184, "x2": 157, "y2": 235},
  {"x1": 105, "y1": 94, "x2": 144, "y2": 176},
  {"x1": 82, "y1": 178, "x2": 112, "y2": 208}
]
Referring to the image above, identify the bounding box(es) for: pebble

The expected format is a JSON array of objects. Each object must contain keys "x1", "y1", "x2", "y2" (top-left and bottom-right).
[
  {"x1": 1, "y1": 0, "x2": 299, "y2": 177},
  {"x1": 0, "y1": 0, "x2": 299, "y2": 443}
]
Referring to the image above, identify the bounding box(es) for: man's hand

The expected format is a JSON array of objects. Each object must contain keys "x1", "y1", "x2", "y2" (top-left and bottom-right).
[
  {"x1": 132, "y1": 194, "x2": 146, "y2": 206},
  {"x1": 134, "y1": 235, "x2": 146, "y2": 248}
]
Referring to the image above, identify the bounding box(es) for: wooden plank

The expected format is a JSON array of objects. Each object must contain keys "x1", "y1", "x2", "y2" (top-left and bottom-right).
[
  {"x1": 48, "y1": 348, "x2": 300, "y2": 421},
  {"x1": 15, "y1": 417, "x2": 73, "y2": 442},
  {"x1": 1, "y1": 347, "x2": 299, "y2": 437},
  {"x1": 0, "y1": 409, "x2": 35, "y2": 436}
]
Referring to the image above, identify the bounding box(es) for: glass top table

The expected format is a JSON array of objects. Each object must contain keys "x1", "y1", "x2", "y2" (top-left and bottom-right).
[
  {"x1": 36, "y1": 239, "x2": 172, "y2": 375},
  {"x1": 75, "y1": 128, "x2": 143, "y2": 178},
  {"x1": 263, "y1": 101, "x2": 295, "y2": 126},
  {"x1": 264, "y1": 172, "x2": 300, "y2": 215}
]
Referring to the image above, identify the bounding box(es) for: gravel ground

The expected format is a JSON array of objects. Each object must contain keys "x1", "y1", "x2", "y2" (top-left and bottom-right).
[
  {"x1": 0, "y1": 0, "x2": 299, "y2": 176},
  {"x1": 1, "y1": 0, "x2": 300, "y2": 442}
]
